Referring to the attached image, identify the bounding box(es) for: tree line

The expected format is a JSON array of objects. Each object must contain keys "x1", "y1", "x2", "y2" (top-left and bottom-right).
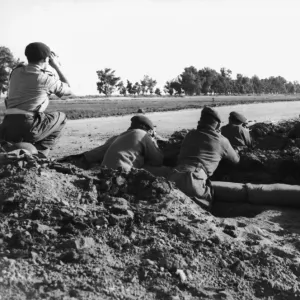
[
  {"x1": 0, "y1": 46, "x2": 19, "y2": 96},
  {"x1": 176, "y1": 66, "x2": 300, "y2": 96},
  {"x1": 1, "y1": 45, "x2": 299, "y2": 97},
  {"x1": 96, "y1": 66, "x2": 300, "y2": 96},
  {"x1": 96, "y1": 69, "x2": 161, "y2": 96}
]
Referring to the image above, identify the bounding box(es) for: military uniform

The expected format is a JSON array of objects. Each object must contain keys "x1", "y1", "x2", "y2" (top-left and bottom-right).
[
  {"x1": 221, "y1": 124, "x2": 252, "y2": 148},
  {"x1": 0, "y1": 42, "x2": 70, "y2": 155},
  {"x1": 0, "y1": 64, "x2": 69, "y2": 151},
  {"x1": 220, "y1": 111, "x2": 252, "y2": 149},
  {"x1": 168, "y1": 107, "x2": 240, "y2": 210},
  {"x1": 84, "y1": 116, "x2": 164, "y2": 172}
]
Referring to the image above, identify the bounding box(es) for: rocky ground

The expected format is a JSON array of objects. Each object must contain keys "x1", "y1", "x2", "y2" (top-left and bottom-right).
[{"x1": 0, "y1": 120, "x2": 300, "y2": 299}]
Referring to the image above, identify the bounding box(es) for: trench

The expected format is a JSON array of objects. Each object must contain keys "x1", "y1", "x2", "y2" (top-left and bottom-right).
[
  {"x1": 158, "y1": 113, "x2": 300, "y2": 219},
  {"x1": 54, "y1": 101, "x2": 300, "y2": 218}
]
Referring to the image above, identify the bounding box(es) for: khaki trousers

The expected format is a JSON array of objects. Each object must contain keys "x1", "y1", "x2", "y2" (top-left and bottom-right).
[
  {"x1": 0, "y1": 112, "x2": 66, "y2": 150},
  {"x1": 168, "y1": 165, "x2": 213, "y2": 210}
]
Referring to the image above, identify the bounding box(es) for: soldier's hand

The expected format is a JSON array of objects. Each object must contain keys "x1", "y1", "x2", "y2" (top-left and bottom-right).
[{"x1": 49, "y1": 52, "x2": 61, "y2": 68}]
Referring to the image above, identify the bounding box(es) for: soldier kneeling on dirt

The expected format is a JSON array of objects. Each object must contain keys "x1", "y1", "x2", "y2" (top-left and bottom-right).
[
  {"x1": 168, "y1": 107, "x2": 240, "y2": 210},
  {"x1": 0, "y1": 42, "x2": 73, "y2": 156},
  {"x1": 220, "y1": 111, "x2": 252, "y2": 150},
  {"x1": 77, "y1": 115, "x2": 164, "y2": 171}
]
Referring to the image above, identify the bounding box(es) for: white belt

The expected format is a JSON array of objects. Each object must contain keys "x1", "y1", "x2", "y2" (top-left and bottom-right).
[{"x1": 5, "y1": 108, "x2": 36, "y2": 116}]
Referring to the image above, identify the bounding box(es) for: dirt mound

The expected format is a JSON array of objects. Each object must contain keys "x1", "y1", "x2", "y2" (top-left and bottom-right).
[
  {"x1": 250, "y1": 119, "x2": 299, "y2": 139},
  {"x1": 1, "y1": 155, "x2": 300, "y2": 299},
  {"x1": 158, "y1": 129, "x2": 189, "y2": 166}
]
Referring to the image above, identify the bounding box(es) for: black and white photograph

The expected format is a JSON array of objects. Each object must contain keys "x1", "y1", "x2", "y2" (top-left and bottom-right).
[{"x1": 1, "y1": 0, "x2": 300, "y2": 299}]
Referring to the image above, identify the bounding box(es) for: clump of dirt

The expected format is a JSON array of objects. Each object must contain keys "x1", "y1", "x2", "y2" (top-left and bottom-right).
[
  {"x1": 250, "y1": 119, "x2": 299, "y2": 139},
  {"x1": 1, "y1": 152, "x2": 300, "y2": 299},
  {"x1": 161, "y1": 119, "x2": 300, "y2": 184}
]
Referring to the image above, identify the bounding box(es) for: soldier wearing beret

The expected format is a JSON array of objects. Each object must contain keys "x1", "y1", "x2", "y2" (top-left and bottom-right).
[
  {"x1": 0, "y1": 42, "x2": 73, "y2": 156},
  {"x1": 221, "y1": 111, "x2": 252, "y2": 149},
  {"x1": 131, "y1": 109, "x2": 167, "y2": 143},
  {"x1": 168, "y1": 106, "x2": 240, "y2": 210},
  {"x1": 82, "y1": 115, "x2": 164, "y2": 171}
]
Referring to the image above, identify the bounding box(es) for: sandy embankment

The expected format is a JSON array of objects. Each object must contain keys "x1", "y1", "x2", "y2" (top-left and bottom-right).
[{"x1": 53, "y1": 101, "x2": 300, "y2": 158}]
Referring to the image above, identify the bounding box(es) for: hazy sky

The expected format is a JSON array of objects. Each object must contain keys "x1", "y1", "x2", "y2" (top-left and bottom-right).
[{"x1": 1, "y1": 0, "x2": 300, "y2": 95}]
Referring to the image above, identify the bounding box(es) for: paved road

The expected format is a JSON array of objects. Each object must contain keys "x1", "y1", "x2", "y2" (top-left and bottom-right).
[{"x1": 53, "y1": 101, "x2": 300, "y2": 157}]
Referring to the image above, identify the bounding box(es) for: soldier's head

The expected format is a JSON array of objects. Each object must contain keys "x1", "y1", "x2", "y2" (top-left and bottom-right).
[
  {"x1": 198, "y1": 106, "x2": 221, "y2": 130},
  {"x1": 229, "y1": 111, "x2": 247, "y2": 125},
  {"x1": 25, "y1": 42, "x2": 51, "y2": 65},
  {"x1": 129, "y1": 115, "x2": 155, "y2": 134}
]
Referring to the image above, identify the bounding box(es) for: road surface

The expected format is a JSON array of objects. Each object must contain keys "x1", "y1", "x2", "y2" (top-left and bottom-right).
[{"x1": 53, "y1": 101, "x2": 300, "y2": 157}]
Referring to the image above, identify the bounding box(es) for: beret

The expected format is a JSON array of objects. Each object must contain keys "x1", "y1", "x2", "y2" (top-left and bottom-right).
[
  {"x1": 25, "y1": 42, "x2": 51, "y2": 61},
  {"x1": 230, "y1": 111, "x2": 247, "y2": 123},
  {"x1": 201, "y1": 106, "x2": 221, "y2": 123},
  {"x1": 131, "y1": 115, "x2": 154, "y2": 130}
]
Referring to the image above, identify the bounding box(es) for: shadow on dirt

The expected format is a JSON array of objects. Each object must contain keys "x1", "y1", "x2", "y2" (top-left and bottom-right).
[
  {"x1": 269, "y1": 208, "x2": 300, "y2": 247},
  {"x1": 212, "y1": 202, "x2": 270, "y2": 218}
]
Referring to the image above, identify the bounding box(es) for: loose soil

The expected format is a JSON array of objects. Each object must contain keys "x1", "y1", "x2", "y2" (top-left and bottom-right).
[{"x1": 1, "y1": 119, "x2": 300, "y2": 299}]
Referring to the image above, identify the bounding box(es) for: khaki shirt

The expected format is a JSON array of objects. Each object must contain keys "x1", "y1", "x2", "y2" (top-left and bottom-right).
[
  {"x1": 221, "y1": 124, "x2": 252, "y2": 148},
  {"x1": 84, "y1": 129, "x2": 163, "y2": 171},
  {"x1": 177, "y1": 126, "x2": 240, "y2": 176},
  {"x1": 6, "y1": 64, "x2": 69, "y2": 112}
]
